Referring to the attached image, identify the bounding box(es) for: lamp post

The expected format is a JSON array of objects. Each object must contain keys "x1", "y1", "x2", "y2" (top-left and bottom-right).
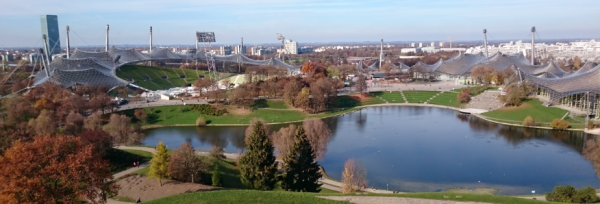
[{"x1": 387, "y1": 184, "x2": 388, "y2": 191}]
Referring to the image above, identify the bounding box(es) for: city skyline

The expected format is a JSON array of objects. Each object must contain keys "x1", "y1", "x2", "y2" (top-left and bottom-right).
[{"x1": 1, "y1": 0, "x2": 599, "y2": 48}]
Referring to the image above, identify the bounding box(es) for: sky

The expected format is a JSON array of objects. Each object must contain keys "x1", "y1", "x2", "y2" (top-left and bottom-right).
[{"x1": 1, "y1": 0, "x2": 599, "y2": 48}]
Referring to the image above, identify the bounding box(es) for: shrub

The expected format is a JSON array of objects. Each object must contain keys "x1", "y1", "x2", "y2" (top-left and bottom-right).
[
  {"x1": 523, "y1": 116, "x2": 535, "y2": 127},
  {"x1": 546, "y1": 185, "x2": 599, "y2": 203},
  {"x1": 587, "y1": 120, "x2": 596, "y2": 129},
  {"x1": 209, "y1": 146, "x2": 226, "y2": 159},
  {"x1": 196, "y1": 116, "x2": 207, "y2": 127},
  {"x1": 457, "y1": 88, "x2": 471, "y2": 103},
  {"x1": 550, "y1": 118, "x2": 570, "y2": 130},
  {"x1": 178, "y1": 105, "x2": 190, "y2": 113},
  {"x1": 188, "y1": 104, "x2": 228, "y2": 116}
]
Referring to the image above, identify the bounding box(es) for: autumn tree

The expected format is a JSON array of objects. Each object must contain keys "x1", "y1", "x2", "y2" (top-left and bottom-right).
[
  {"x1": 283, "y1": 80, "x2": 302, "y2": 107},
  {"x1": 271, "y1": 124, "x2": 297, "y2": 158},
  {"x1": 64, "y1": 112, "x2": 85, "y2": 135},
  {"x1": 28, "y1": 109, "x2": 57, "y2": 136},
  {"x1": 148, "y1": 141, "x2": 170, "y2": 186},
  {"x1": 78, "y1": 130, "x2": 113, "y2": 156},
  {"x1": 280, "y1": 126, "x2": 322, "y2": 192},
  {"x1": 295, "y1": 87, "x2": 311, "y2": 111},
  {"x1": 457, "y1": 88, "x2": 471, "y2": 103},
  {"x1": 340, "y1": 158, "x2": 367, "y2": 193},
  {"x1": 90, "y1": 93, "x2": 112, "y2": 113},
  {"x1": 303, "y1": 119, "x2": 332, "y2": 161},
  {"x1": 354, "y1": 74, "x2": 368, "y2": 97},
  {"x1": 169, "y1": 142, "x2": 205, "y2": 183},
  {"x1": 3, "y1": 96, "x2": 37, "y2": 126},
  {"x1": 239, "y1": 119, "x2": 278, "y2": 190},
  {"x1": 84, "y1": 112, "x2": 104, "y2": 130},
  {"x1": 134, "y1": 109, "x2": 148, "y2": 123},
  {"x1": 193, "y1": 78, "x2": 216, "y2": 96},
  {"x1": 0, "y1": 134, "x2": 117, "y2": 204},
  {"x1": 309, "y1": 78, "x2": 337, "y2": 113}
]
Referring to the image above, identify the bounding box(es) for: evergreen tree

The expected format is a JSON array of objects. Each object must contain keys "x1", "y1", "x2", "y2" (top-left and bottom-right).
[
  {"x1": 212, "y1": 164, "x2": 223, "y2": 187},
  {"x1": 238, "y1": 120, "x2": 278, "y2": 190},
  {"x1": 280, "y1": 126, "x2": 322, "y2": 192},
  {"x1": 148, "y1": 141, "x2": 170, "y2": 186}
]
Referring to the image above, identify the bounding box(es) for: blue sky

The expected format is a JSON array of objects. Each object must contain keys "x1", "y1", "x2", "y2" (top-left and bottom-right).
[{"x1": 1, "y1": 0, "x2": 599, "y2": 48}]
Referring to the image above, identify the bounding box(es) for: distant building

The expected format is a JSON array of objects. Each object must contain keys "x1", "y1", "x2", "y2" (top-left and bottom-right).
[
  {"x1": 298, "y1": 46, "x2": 313, "y2": 54},
  {"x1": 418, "y1": 42, "x2": 423, "y2": 48},
  {"x1": 250, "y1": 46, "x2": 275, "y2": 56},
  {"x1": 234, "y1": 45, "x2": 246, "y2": 55},
  {"x1": 283, "y1": 39, "x2": 298, "y2": 54},
  {"x1": 29, "y1": 53, "x2": 43, "y2": 62},
  {"x1": 421, "y1": 46, "x2": 440, "y2": 53},
  {"x1": 220, "y1": 45, "x2": 232, "y2": 55},
  {"x1": 40, "y1": 15, "x2": 61, "y2": 56},
  {"x1": 401, "y1": 48, "x2": 421, "y2": 53}
]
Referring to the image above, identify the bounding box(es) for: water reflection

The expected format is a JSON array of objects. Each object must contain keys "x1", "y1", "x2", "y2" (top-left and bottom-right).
[{"x1": 142, "y1": 106, "x2": 599, "y2": 195}]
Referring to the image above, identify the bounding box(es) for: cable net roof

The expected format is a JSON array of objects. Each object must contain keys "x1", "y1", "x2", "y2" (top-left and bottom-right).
[
  {"x1": 435, "y1": 53, "x2": 488, "y2": 75},
  {"x1": 519, "y1": 63, "x2": 600, "y2": 102},
  {"x1": 33, "y1": 46, "x2": 300, "y2": 89}
]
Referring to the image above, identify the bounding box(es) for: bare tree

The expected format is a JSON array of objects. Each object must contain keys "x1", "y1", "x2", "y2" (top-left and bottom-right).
[
  {"x1": 340, "y1": 158, "x2": 368, "y2": 193},
  {"x1": 283, "y1": 80, "x2": 301, "y2": 107},
  {"x1": 353, "y1": 75, "x2": 368, "y2": 97},
  {"x1": 102, "y1": 114, "x2": 143, "y2": 145},
  {"x1": 302, "y1": 119, "x2": 332, "y2": 161},
  {"x1": 64, "y1": 112, "x2": 85, "y2": 135},
  {"x1": 355, "y1": 161, "x2": 368, "y2": 191},
  {"x1": 169, "y1": 142, "x2": 206, "y2": 183},
  {"x1": 270, "y1": 124, "x2": 297, "y2": 158}
]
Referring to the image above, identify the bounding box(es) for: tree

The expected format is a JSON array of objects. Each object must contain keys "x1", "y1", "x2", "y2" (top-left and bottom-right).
[
  {"x1": 168, "y1": 142, "x2": 205, "y2": 183},
  {"x1": 295, "y1": 87, "x2": 311, "y2": 111},
  {"x1": 523, "y1": 116, "x2": 535, "y2": 127},
  {"x1": 0, "y1": 134, "x2": 117, "y2": 204},
  {"x1": 103, "y1": 114, "x2": 143, "y2": 145},
  {"x1": 84, "y1": 112, "x2": 104, "y2": 130},
  {"x1": 457, "y1": 88, "x2": 471, "y2": 103},
  {"x1": 340, "y1": 158, "x2": 367, "y2": 193},
  {"x1": 134, "y1": 109, "x2": 147, "y2": 123},
  {"x1": 238, "y1": 119, "x2": 278, "y2": 190},
  {"x1": 148, "y1": 141, "x2": 170, "y2": 186},
  {"x1": 193, "y1": 78, "x2": 216, "y2": 96},
  {"x1": 64, "y1": 112, "x2": 85, "y2": 135},
  {"x1": 209, "y1": 146, "x2": 226, "y2": 159},
  {"x1": 283, "y1": 80, "x2": 302, "y2": 107},
  {"x1": 212, "y1": 164, "x2": 223, "y2": 187},
  {"x1": 78, "y1": 130, "x2": 113, "y2": 156},
  {"x1": 303, "y1": 119, "x2": 332, "y2": 161},
  {"x1": 280, "y1": 126, "x2": 322, "y2": 192},
  {"x1": 354, "y1": 75, "x2": 368, "y2": 97},
  {"x1": 550, "y1": 119, "x2": 570, "y2": 130},
  {"x1": 271, "y1": 124, "x2": 297, "y2": 158},
  {"x1": 90, "y1": 93, "x2": 112, "y2": 113},
  {"x1": 28, "y1": 109, "x2": 57, "y2": 136}
]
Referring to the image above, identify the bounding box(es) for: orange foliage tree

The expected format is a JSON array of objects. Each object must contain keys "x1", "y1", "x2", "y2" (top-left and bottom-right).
[{"x1": 0, "y1": 134, "x2": 118, "y2": 204}]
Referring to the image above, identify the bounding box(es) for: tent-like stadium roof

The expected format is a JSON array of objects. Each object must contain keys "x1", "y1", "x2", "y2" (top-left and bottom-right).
[{"x1": 518, "y1": 63, "x2": 600, "y2": 102}]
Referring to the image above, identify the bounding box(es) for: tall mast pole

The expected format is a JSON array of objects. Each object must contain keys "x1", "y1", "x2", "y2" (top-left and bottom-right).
[
  {"x1": 379, "y1": 39, "x2": 383, "y2": 69},
  {"x1": 531, "y1": 26, "x2": 535, "y2": 65},
  {"x1": 66, "y1": 26, "x2": 70, "y2": 58},
  {"x1": 42, "y1": 34, "x2": 51, "y2": 77},
  {"x1": 483, "y1": 29, "x2": 489, "y2": 58},
  {"x1": 105, "y1": 24, "x2": 109, "y2": 52},
  {"x1": 149, "y1": 26, "x2": 153, "y2": 53},
  {"x1": 239, "y1": 37, "x2": 243, "y2": 73}
]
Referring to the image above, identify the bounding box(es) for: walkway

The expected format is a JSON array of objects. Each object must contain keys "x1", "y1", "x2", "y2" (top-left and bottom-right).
[
  {"x1": 319, "y1": 196, "x2": 494, "y2": 204},
  {"x1": 465, "y1": 90, "x2": 503, "y2": 111}
]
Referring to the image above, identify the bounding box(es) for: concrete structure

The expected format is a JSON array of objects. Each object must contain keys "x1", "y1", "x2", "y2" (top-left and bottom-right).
[
  {"x1": 401, "y1": 48, "x2": 421, "y2": 53},
  {"x1": 234, "y1": 45, "x2": 246, "y2": 55},
  {"x1": 283, "y1": 39, "x2": 298, "y2": 54},
  {"x1": 40, "y1": 15, "x2": 61, "y2": 56}
]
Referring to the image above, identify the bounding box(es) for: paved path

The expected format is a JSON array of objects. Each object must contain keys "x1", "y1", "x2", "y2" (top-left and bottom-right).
[{"x1": 319, "y1": 196, "x2": 493, "y2": 204}]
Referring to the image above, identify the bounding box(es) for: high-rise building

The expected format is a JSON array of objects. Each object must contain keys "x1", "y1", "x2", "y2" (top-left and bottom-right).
[
  {"x1": 234, "y1": 45, "x2": 246, "y2": 55},
  {"x1": 283, "y1": 39, "x2": 298, "y2": 54},
  {"x1": 220, "y1": 45, "x2": 232, "y2": 55},
  {"x1": 40, "y1": 15, "x2": 61, "y2": 55}
]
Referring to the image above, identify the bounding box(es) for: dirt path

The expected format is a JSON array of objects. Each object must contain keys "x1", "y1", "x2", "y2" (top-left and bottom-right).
[{"x1": 319, "y1": 196, "x2": 493, "y2": 204}]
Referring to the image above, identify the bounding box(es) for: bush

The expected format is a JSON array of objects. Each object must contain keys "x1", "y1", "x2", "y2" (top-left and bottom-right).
[
  {"x1": 178, "y1": 105, "x2": 190, "y2": 113},
  {"x1": 209, "y1": 146, "x2": 226, "y2": 159},
  {"x1": 211, "y1": 164, "x2": 223, "y2": 187},
  {"x1": 550, "y1": 118, "x2": 570, "y2": 130},
  {"x1": 469, "y1": 86, "x2": 490, "y2": 96},
  {"x1": 188, "y1": 104, "x2": 227, "y2": 116},
  {"x1": 457, "y1": 88, "x2": 471, "y2": 103},
  {"x1": 587, "y1": 120, "x2": 596, "y2": 129},
  {"x1": 546, "y1": 185, "x2": 599, "y2": 203},
  {"x1": 196, "y1": 116, "x2": 207, "y2": 127},
  {"x1": 523, "y1": 116, "x2": 536, "y2": 127}
]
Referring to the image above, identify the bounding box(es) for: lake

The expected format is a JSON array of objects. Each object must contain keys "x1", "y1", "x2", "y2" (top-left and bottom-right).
[{"x1": 142, "y1": 106, "x2": 599, "y2": 195}]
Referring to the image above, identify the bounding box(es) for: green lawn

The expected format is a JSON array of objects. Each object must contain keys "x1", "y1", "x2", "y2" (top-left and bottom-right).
[
  {"x1": 402, "y1": 91, "x2": 440, "y2": 103},
  {"x1": 336, "y1": 94, "x2": 385, "y2": 108},
  {"x1": 372, "y1": 91, "x2": 406, "y2": 103},
  {"x1": 116, "y1": 65, "x2": 235, "y2": 90},
  {"x1": 482, "y1": 99, "x2": 584, "y2": 127},
  {"x1": 143, "y1": 190, "x2": 346, "y2": 204},
  {"x1": 107, "y1": 149, "x2": 153, "y2": 173},
  {"x1": 428, "y1": 91, "x2": 462, "y2": 107}
]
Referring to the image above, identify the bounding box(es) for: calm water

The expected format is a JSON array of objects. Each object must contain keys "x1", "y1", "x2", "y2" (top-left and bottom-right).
[{"x1": 142, "y1": 106, "x2": 599, "y2": 195}]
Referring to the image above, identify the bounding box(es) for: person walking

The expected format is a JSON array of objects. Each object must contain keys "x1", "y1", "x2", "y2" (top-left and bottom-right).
[
  {"x1": 133, "y1": 162, "x2": 136, "y2": 168},
  {"x1": 136, "y1": 197, "x2": 141, "y2": 203}
]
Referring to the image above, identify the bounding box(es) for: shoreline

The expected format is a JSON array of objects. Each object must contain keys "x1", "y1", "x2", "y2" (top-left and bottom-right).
[{"x1": 139, "y1": 103, "x2": 599, "y2": 135}]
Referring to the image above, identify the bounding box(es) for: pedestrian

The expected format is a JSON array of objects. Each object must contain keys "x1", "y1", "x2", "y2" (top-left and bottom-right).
[
  {"x1": 136, "y1": 197, "x2": 141, "y2": 203},
  {"x1": 133, "y1": 162, "x2": 136, "y2": 168},
  {"x1": 137, "y1": 161, "x2": 140, "y2": 168}
]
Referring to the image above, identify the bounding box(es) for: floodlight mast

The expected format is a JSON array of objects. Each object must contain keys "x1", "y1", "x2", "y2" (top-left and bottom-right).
[
  {"x1": 66, "y1": 26, "x2": 70, "y2": 59},
  {"x1": 196, "y1": 31, "x2": 218, "y2": 81},
  {"x1": 149, "y1": 26, "x2": 153, "y2": 53},
  {"x1": 276, "y1": 33, "x2": 284, "y2": 59},
  {"x1": 106, "y1": 24, "x2": 109, "y2": 52},
  {"x1": 379, "y1": 39, "x2": 383, "y2": 70},
  {"x1": 483, "y1": 29, "x2": 489, "y2": 58},
  {"x1": 531, "y1": 26, "x2": 536, "y2": 65}
]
